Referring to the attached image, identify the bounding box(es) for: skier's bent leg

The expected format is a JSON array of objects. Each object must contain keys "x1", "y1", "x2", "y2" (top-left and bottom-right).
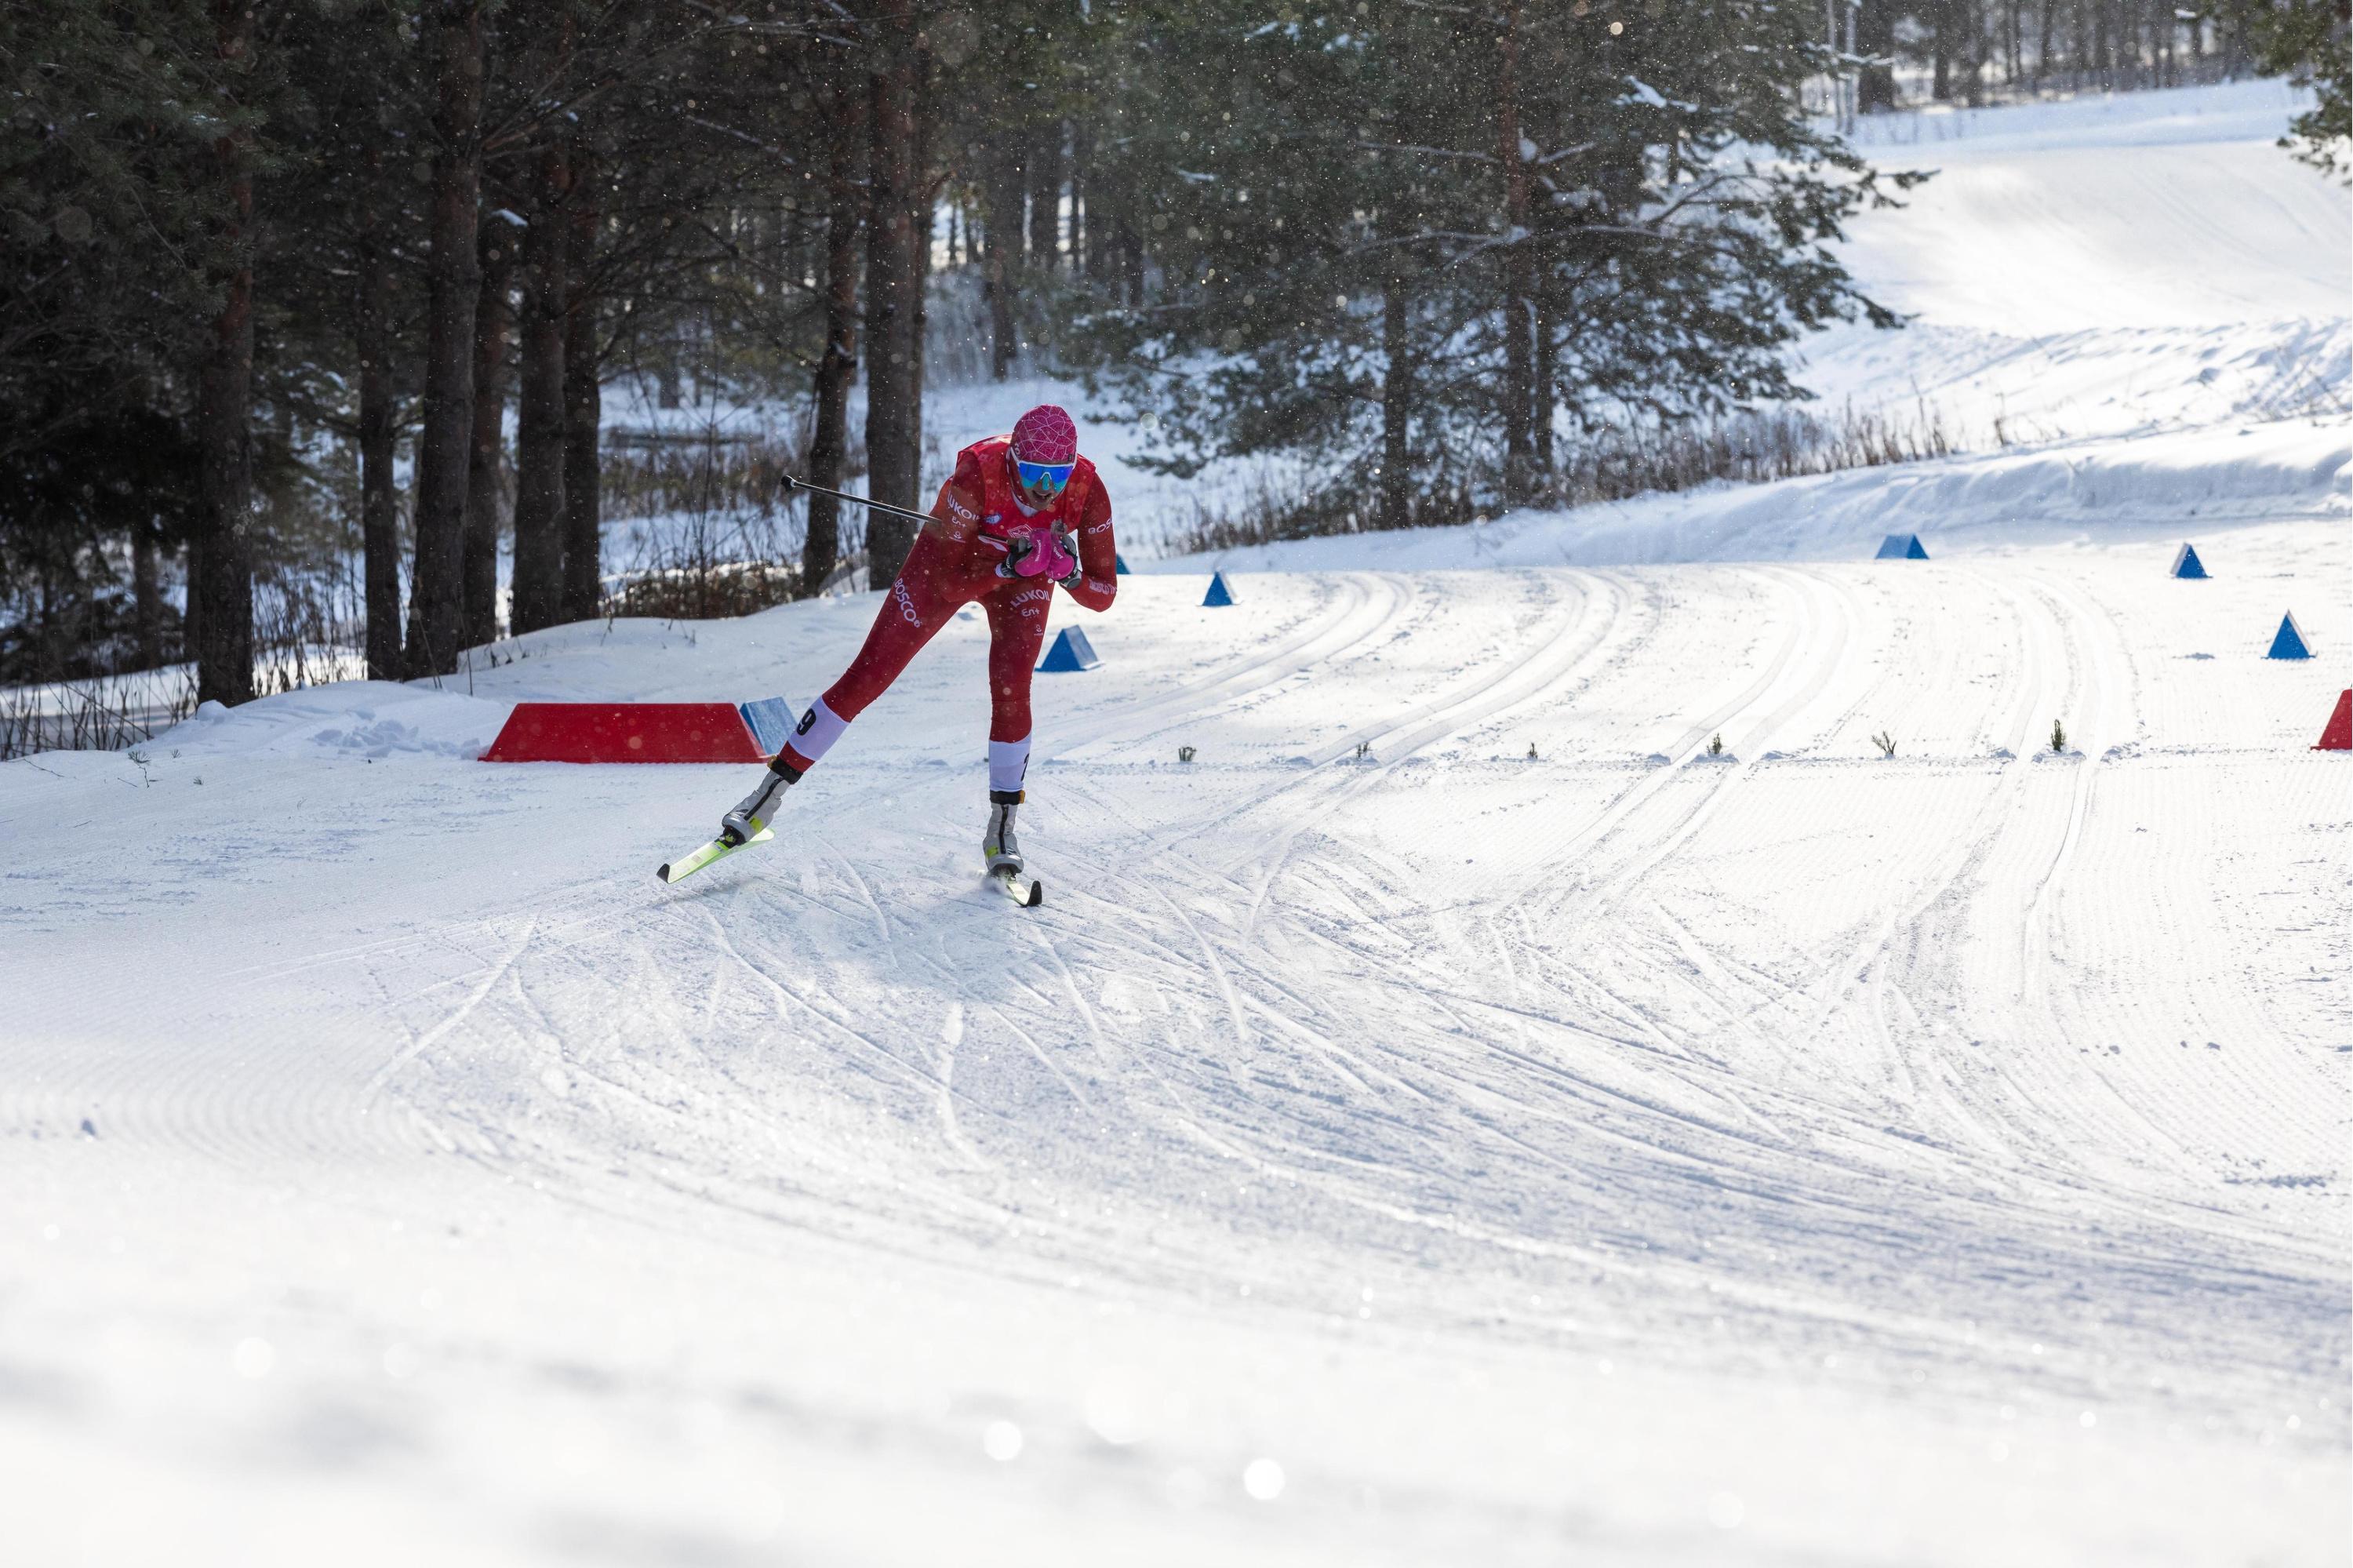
[
  {"x1": 987, "y1": 735, "x2": 1031, "y2": 794},
  {"x1": 713, "y1": 543, "x2": 968, "y2": 844},
  {"x1": 980, "y1": 586, "x2": 1052, "y2": 873},
  {"x1": 778, "y1": 695, "x2": 851, "y2": 773},
  {"x1": 776, "y1": 544, "x2": 963, "y2": 774},
  {"x1": 984, "y1": 733, "x2": 1030, "y2": 873}
]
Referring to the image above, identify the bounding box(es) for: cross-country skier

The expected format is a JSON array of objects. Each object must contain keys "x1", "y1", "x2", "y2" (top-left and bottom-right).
[{"x1": 715, "y1": 404, "x2": 1117, "y2": 878}]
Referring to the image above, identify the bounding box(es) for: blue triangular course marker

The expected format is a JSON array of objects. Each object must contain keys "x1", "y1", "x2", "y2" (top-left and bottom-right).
[
  {"x1": 1037, "y1": 625, "x2": 1101, "y2": 672},
  {"x1": 2169, "y1": 543, "x2": 2207, "y2": 579},
  {"x1": 1875, "y1": 533, "x2": 1929, "y2": 560},
  {"x1": 1202, "y1": 570, "x2": 1238, "y2": 606},
  {"x1": 737, "y1": 695, "x2": 800, "y2": 755},
  {"x1": 1115, "y1": 553, "x2": 1132, "y2": 576},
  {"x1": 2268, "y1": 611, "x2": 2311, "y2": 660}
]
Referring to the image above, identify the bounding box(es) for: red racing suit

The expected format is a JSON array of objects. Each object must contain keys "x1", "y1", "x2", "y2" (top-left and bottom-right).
[{"x1": 776, "y1": 436, "x2": 1117, "y2": 788}]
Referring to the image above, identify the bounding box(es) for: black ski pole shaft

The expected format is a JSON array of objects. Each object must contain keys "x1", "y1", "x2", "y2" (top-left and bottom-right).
[{"x1": 779, "y1": 472, "x2": 933, "y2": 528}]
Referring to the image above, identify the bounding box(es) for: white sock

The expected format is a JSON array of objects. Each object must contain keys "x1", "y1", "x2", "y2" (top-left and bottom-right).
[
  {"x1": 988, "y1": 733, "x2": 1032, "y2": 794},
  {"x1": 791, "y1": 697, "x2": 850, "y2": 764}
]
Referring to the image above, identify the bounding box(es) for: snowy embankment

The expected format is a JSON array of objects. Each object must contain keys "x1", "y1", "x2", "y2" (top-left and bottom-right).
[
  {"x1": 1170, "y1": 418, "x2": 2347, "y2": 573},
  {"x1": 1188, "y1": 76, "x2": 2348, "y2": 573},
  {"x1": 3, "y1": 79, "x2": 2348, "y2": 1567}
]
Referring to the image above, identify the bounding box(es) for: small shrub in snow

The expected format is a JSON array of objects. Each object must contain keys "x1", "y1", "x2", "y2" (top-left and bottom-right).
[
  {"x1": 1871, "y1": 730, "x2": 1897, "y2": 758},
  {"x1": 1179, "y1": 745, "x2": 1196, "y2": 763},
  {"x1": 1172, "y1": 400, "x2": 1961, "y2": 554},
  {"x1": 0, "y1": 671, "x2": 197, "y2": 762},
  {"x1": 2049, "y1": 719, "x2": 2068, "y2": 754},
  {"x1": 603, "y1": 558, "x2": 805, "y2": 622},
  {"x1": 1708, "y1": 733, "x2": 1724, "y2": 756}
]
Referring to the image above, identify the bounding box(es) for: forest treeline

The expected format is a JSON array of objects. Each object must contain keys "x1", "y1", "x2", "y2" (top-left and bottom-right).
[{"x1": 2, "y1": 1, "x2": 2342, "y2": 705}]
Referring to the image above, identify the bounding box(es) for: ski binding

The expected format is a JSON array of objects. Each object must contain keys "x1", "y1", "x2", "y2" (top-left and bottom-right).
[{"x1": 991, "y1": 866, "x2": 1043, "y2": 907}]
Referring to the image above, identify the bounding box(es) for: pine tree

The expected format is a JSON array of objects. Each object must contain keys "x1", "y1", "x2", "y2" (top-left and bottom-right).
[
  {"x1": 1, "y1": 2, "x2": 256, "y2": 688},
  {"x1": 405, "y1": 0, "x2": 488, "y2": 678},
  {"x1": 2238, "y1": 0, "x2": 2350, "y2": 178},
  {"x1": 1080, "y1": 1, "x2": 1922, "y2": 529}
]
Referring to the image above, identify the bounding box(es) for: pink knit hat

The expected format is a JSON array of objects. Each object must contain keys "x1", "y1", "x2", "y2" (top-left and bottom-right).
[{"x1": 1009, "y1": 404, "x2": 1078, "y2": 465}]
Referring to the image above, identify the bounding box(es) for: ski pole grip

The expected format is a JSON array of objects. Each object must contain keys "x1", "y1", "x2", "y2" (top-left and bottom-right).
[{"x1": 780, "y1": 473, "x2": 800, "y2": 496}]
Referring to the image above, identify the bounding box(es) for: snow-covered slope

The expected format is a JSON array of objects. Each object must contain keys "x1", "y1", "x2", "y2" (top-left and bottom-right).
[
  {"x1": 1185, "y1": 78, "x2": 2348, "y2": 573},
  {"x1": 1837, "y1": 79, "x2": 2347, "y2": 333},
  {"x1": 3, "y1": 81, "x2": 2348, "y2": 1567}
]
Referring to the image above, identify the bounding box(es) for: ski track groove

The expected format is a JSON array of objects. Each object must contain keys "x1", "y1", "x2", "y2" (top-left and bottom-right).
[
  {"x1": 362, "y1": 915, "x2": 538, "y2": 1105},
  {"x1": 20, "y1": 537, "x2": 2339, "y2": 1533}
]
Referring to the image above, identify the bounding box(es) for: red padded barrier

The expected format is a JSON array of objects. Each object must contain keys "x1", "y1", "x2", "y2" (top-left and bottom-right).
[{"x1": 480, "y1": 702, "x2": 766, "y2": 763}]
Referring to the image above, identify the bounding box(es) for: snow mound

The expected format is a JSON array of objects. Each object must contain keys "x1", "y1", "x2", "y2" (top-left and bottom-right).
[
  {"x1": 150, "y1": 682, "x2": 511, "y2": 760},
  {"x1": 1161, "y1": 418, "x2": 2348, "y2": 573}
]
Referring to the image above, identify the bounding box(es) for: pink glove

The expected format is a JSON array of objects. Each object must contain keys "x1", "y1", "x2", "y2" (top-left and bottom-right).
[{"x1": 999, "y1": 523, "x2": 1078, "y2": 581}]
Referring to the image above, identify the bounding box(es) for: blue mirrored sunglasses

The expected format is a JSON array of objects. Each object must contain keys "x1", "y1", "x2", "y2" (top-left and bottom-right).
[{"x1": 1015, "y1": 458, "x2": 1075, "y2": 493}]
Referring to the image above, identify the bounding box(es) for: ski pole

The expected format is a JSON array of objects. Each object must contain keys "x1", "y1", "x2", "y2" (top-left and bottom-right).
[{"x1": 778, "y1": 472, "x2": 934, "y2": 529}]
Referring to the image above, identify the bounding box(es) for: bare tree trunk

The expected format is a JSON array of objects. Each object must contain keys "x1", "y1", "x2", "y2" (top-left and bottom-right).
[
  {"x1": 132, "y1": 521, "x2": 162, "y2": 670},
  {"x1": 1964, "y1": 0, "x2": 1986, "y2": 104},
  {"x1": 1933, "y1": 0, "x2": 1955, "y2": 98},
  {"x1": 804, "y1": 83, "x2": 864, "y2": 597},
  {"x1": 780, "y1": 195, "x2": 807, "y2": 289},
  {"x1": 1029, "y1": 120, "x2": 1064, "y2": 266},
  {"x1": 1859, "y1": 0, "x2": 1899, "y2": 109},
  {"x1": 560, "y1": 139, "x2": 602, "y2": 624},
  {"x1": 510, "y1": 144, "x2": 571, "y2": 634},
  {"x1": 357, "y1": 147, "x2": 402, "y2": 680},
  {"x1": 1495, "y1": 0, "x2": 1536, "y2": 506},
  {"x1": 183, "y1": 537, "x2": 204, "y2": 669},
  {"x1": 195, "y1": 0, "x2": 256, "y2": 706},
  {"x1": 983, "y1": 141, "x2": 1020, "y2": 380},
  {"x1": 463, "y1": 220, "x2": 514, "y2": 647},
  {"x1": 405, "y1": 0, "x2": 485, "y2": 678},
  {"x1": 1381, "y1": 279, "x2": 1413, "y2": 533},
  {"x1": 1069, "y1": 119, "x2": 1090, "y2": 275},
  {"x1": 1533, "y1": 284, "x2": 1555, "y2": 486},
  {"x1": 907, "y1": 42, "x2": 933, "y2": 493},
  {"x1": 864, "y1": 0, "x2": 922, "y2": 587}
]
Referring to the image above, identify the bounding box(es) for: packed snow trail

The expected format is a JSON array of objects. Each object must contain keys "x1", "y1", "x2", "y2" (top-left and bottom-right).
[
  {"x1": 5, "y1": 78, "x2": 2349, "y2": 1566},
  {"x1": 4, "y1": 522, "x2": 2345, "y2": 1565}
]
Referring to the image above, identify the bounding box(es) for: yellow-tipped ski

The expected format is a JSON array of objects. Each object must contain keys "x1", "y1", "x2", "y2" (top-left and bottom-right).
[
  {"x1": 656, "y1": 824, "x2": 773, "y2": 884},
  {"x1": 990, "y1": 866, "x2": 1044, "y2": 907}
]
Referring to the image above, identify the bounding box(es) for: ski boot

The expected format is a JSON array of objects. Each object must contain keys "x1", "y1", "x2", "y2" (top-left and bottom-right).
[
  {"x1": 720, "y1": 758, "x2": 802, "y2": 846},
  {"x1": 983, "y1": 789, "x2": 1024, "y2": 875}
]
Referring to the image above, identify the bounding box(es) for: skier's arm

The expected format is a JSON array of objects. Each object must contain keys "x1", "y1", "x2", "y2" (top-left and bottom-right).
[
  {"x1": 1060, "y1": 482, "x2": 1117, "y2": 613},
  {"x1": 926, "y1": 476, "x2": 985, "y2": 546},
  {"x1": 924, "y1": 446, "x2": 988, "y2": 546}
]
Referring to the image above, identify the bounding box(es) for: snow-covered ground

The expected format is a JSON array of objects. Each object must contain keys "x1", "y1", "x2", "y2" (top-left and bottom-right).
[{"x1": 4, "y1": 81, "x2": 2348, "y2": 1566}]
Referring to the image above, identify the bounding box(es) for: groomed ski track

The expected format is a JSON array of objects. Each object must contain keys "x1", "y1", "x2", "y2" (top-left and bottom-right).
[
  {"x1": 4, "y1": 530, "x2": 2346, "y2": 1565},
  {"x1": 5, "y1": 76, "x2": 2349, "y2": 1566}
]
